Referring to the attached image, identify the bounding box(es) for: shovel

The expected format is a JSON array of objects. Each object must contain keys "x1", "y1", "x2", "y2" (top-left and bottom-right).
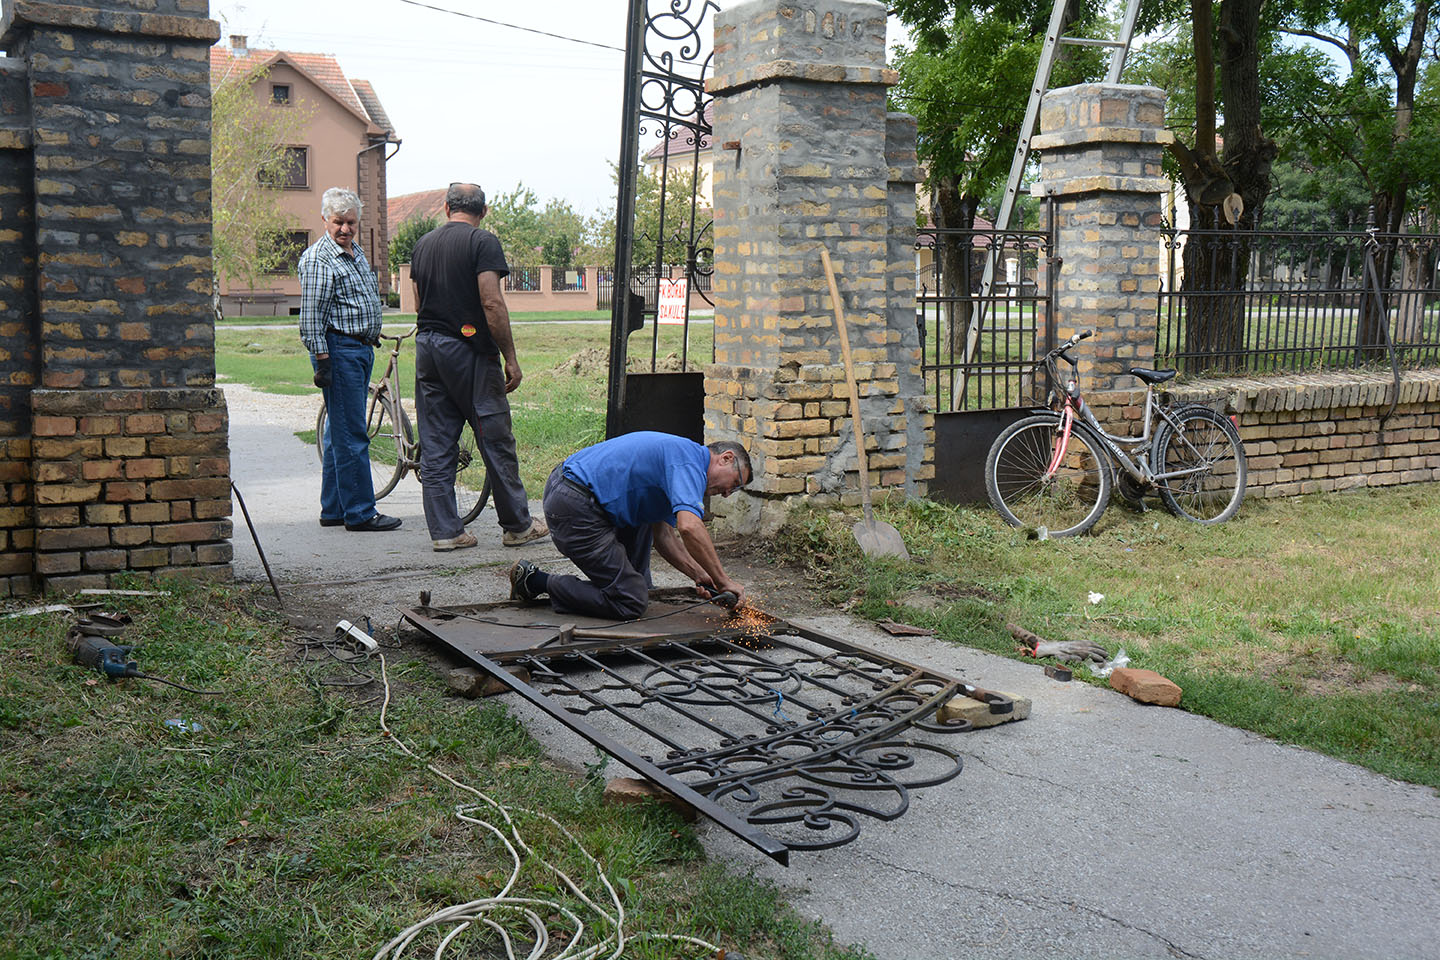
[{"x1": 820, "y1": 248, "x2": 910, "y2": 560}]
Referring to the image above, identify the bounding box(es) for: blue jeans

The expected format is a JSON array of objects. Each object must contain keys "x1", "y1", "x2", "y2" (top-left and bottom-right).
[{"x1": 314, "y1": 332, "x2": 377, "y2": 524}]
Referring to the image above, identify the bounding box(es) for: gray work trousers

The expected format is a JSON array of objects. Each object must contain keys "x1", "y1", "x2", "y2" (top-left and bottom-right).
[
  {"x1": 414, "y1": 329, "x2": 532, "y2": 540},
  {"x1": 542, "y1": 464, "x2": 653, "y2": 620}
]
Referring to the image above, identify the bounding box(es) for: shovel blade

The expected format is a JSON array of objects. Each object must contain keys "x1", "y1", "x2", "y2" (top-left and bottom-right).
[{"x1": 853, "y1": 518, "x2": 910, "y2": 560}]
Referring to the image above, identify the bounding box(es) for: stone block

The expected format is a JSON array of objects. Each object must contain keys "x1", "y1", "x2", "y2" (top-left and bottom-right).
[
  {"x1": 1109, "y1": 668, "x2": 1182, "y2": 706},
  {"x1": 602, "y1": 777, "x2": 697, "y2": 822},
  {"x1": 447, "y1": 665, "x2": 531, "y2": 698},
  {"x1": 937, "y1": 691, "x2": 1032, "y2": 728}
]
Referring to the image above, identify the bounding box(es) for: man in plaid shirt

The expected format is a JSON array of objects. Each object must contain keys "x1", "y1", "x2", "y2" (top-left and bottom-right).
[{"x1": 298, "y1": 187, "x2": 401, "y2": 532}]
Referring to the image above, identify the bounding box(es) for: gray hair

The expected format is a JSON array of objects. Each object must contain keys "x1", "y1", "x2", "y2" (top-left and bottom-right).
[
  {"x1": 708, "y1": 440, "x2": 753, "y2": 486},
  {"x1": 446, "y1": 182, "x2": 487, "y2": 216},
  {"x1": 321, "y1": 187, "x2": 362, "y2": 219}
]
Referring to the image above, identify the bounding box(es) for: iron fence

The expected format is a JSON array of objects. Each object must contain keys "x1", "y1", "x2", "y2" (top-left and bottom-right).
[
  {"x1": 917, "y1": 221, "x2": 1055, "y2": 412},
  {"x1": 504, "y1": 266, "x2": 543, "y2": 293},
  {"x1": 1157, "y1": 228, "x2": 1440, "y2": 375},
  {"x1": 596, "y1": 264, "x2": 710, "y2": 312},
  {"x1": 550, "y1": 267, "x2": 587, "y2": 292}
]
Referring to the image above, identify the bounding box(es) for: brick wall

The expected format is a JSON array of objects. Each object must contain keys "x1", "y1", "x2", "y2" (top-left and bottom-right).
[
  {"x1": 0, "y1": 56, "x2": 39, "y2": 594},
  {"x1": 1084, "y1": 369, "x2": 1440, "y2": 498},
  {"x1": 0, "y1": 0, "x2": 231, "y2": 594},
  {"x1": 705, "y1": 0, "x2": 930, "y2": 531},
  {"x1": 30, "y1": 387, "x2": 231, "y2": 589}
]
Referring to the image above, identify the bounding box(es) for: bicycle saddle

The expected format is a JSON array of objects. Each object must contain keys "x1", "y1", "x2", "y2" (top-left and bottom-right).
[{"x1": 1127, "y1": 367, "x2": 1177, "y2": 385}]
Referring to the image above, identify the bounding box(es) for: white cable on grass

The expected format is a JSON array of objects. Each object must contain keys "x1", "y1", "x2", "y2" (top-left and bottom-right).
[{"x1": 372, "y1": 653, "x2": 722, "y2": 960}]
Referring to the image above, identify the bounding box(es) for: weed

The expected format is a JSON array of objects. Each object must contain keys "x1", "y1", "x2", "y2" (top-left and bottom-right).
[{"x1": 0, "y1": 581, "x2": 869, "y2": 959}]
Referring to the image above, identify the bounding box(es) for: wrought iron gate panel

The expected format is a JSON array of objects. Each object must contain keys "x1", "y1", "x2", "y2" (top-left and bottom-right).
[
  {"x1": 607, "y1": 0, "x2": 719, "y2": 437},
  {"x1": 404, "y1": 594, "x2": 1012, "y2": 863}
]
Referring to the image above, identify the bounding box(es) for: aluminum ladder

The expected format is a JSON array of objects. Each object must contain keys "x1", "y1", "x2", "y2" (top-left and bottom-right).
[{"x1": 953, "y1": 0, "x2": 1144, "y2": 409}]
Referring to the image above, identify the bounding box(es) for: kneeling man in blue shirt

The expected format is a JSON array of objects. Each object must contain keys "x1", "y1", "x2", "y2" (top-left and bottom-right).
[{"x1": 509, "y1": 431, "x2": 751, "y2": 619}]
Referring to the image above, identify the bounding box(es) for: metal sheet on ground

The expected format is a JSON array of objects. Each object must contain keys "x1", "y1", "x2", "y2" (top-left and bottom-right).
[{"x1": 404, "y1": 590, "x2": 1012, "y2": 863}]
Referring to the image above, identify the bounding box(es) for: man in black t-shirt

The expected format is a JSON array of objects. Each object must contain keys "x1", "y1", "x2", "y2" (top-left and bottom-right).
[{"x1": 408, "y1": 182, "x2": 548, "y2": 551}]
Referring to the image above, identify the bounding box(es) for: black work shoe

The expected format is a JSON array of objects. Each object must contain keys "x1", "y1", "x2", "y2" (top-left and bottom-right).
[
  {"x1": 509, "y1": 560, "x2": 540, "y2": 602},
  {"x1": 346, "y1": 513, "x2": 402, "y2": 532},
  {"x1": 319, "y1": 517, "x2": 344, "y2": 527}
]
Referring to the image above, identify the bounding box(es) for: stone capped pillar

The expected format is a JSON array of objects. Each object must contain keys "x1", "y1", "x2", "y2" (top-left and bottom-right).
[
  {"x1": 1, "y1": 0, "x2": 232, "y2": 592},
  {"x1": 1031, "y1": 83, "x2": 1172, "y2": 391},
  {"x1": 705, "y1": 0, "x2": 930, "y2": 532}
]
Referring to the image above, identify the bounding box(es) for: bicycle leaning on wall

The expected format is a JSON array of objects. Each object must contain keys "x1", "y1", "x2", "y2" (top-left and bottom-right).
[
  {"x1": 984, "y1": 330, "x2": 1247, "y2": 537},
  {"x1": 316, "y1": 326, "x2": 492, "y2": 524}
]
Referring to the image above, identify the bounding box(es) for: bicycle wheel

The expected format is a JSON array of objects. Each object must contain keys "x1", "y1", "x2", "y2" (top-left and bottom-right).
[
  {"x1": 454, "y1": 424, "x2": 492, "y2": 524},
  {"x1": 316, "y1": 387, "x2": 411, "y2": 501},
  {"x1": 986, "y1": 414, "x2": 1112, "y2": 537},
  {"x1": 1153, "y1": 405, "x2": 1247, "y2": 524}
]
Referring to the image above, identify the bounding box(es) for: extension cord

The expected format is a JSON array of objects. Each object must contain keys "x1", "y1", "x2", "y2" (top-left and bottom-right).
[{"x1": 335, "y1": 619, "x2": 378, "y2": 652}]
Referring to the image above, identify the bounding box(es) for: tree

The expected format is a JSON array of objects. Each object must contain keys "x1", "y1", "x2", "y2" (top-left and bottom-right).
[
  {"x1": 1283, "y1": 0, "x2": 1439, "y2": 351},
  {"x1": 889, "y1": 1, "x2": 1105, "y2": 361},
  {"x1": 210, "y1": 65, "x2": 312, "y2": 292},
  {"x1": 485, "y1": 185, "x2": 592, "y2": 268},
  {"x1": 487, "y1": 184, "x2": 546, "y2": 267},
  {"x1": 388, "y1": 213, "x2": 439, "y2": 275}
]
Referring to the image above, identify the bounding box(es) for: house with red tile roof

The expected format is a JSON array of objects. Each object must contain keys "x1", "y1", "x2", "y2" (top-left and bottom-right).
[
  {"x1": 211, "y1": 35, "x2": 399, "y2": 315},
  {"x1": 388, "y1": 188, "x2": 447, "y2": 230}
]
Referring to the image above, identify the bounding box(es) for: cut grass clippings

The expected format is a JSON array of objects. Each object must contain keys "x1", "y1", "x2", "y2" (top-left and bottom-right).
[
  {"x1": 0, "y1": 581, "x2": 872, "y2": 960},
  {"x1": 770, "y1": 486, "x2": 1440, "y2": 790}
]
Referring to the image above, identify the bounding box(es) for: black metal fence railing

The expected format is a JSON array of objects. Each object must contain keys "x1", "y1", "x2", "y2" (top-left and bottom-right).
[
  {"x1": 597, "y1": 264, "x2": 712, "y2": 312},
  {"x1": 550, "y1": 267, "x2": 587, "y2": 292},
  {"x1": 504, "y1": 266, "x2": 543, "y2": 293},
  {"x1": 597, "y1": 269, "x2": 614, "y2": 310},
  {"x1": 917, "y1": 221, "x2": 1055, "y2": 412},
  {"x1": 1156, "y1": 229, "x2": 1440, "y2": 375}
]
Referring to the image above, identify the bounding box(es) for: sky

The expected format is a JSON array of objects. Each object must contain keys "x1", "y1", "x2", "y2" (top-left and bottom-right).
[{"x1": 214, "y1": 0, "x2": 910, "y2": 218}]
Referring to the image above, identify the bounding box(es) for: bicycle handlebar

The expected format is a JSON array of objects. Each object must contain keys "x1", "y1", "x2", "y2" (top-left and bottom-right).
[{"x1": 378, "y1": 325, "x2": 418, "y2": 345}]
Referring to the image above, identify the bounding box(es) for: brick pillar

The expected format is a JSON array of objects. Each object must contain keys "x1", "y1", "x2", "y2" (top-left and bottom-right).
[
  {"x1": 884, "y1": 112, "x2": 932, "y2": 497},
  {"x1": 0, "y1": 57, "x2": 39, "y2": 595},
  {"x1": 1, "y1": 1, "x2": 233, "y2": 592},
  {"x1": 705, "y1": 0, "x2": 925, "y2": 532},
  {"x1": 1031, "y1": 83, "x2": 1172, "y2": 391}
]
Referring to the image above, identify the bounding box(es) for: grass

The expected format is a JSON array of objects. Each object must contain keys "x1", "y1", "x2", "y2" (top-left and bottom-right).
[
  {"x1": 217, "y1": 321, "x2": 713, "y2": 494},
  {"x1": 0, "y1": 580, "x2": 873, "y2": 960},
  {"x1": 767, "y1": 485, "x2": 1440, "y2": 791}
]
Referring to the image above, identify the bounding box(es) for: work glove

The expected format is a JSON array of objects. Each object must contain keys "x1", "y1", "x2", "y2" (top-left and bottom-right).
[
  {"x1": 1031, "y1": 638, "x2": 1110, "y2": 664},
  {"x1": 313, "y1": 356, "x2": 332, "y2": 389}
]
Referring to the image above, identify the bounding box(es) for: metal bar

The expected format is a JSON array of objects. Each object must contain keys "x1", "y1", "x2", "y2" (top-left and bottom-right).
[
  {"x1": 461, "y1": 643, "x2": 791, "y2": 864},
  {"x1": 604, "y1": 0, "x2": 648, "y2": 437}
]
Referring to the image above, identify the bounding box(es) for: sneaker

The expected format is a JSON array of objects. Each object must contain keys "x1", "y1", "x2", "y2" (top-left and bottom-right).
[
  {"x1": 432, "y1": 532, "x2": 478, "y2": 552},
  {"x1": 508, "y1": 560, "x2": 540, "y2": 602},
  {"x1": 502, "y1": 518, "x2": 549, "y2": 547}
]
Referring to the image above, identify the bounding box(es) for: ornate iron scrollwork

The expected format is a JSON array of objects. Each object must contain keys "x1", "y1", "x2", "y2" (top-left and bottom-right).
[{"x1": 405, "y1": 597, "x2": 1011, "y2": 863}]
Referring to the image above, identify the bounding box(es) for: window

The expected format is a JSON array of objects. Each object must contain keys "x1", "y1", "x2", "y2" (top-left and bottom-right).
[
  {"x1": 265, "y1": 231, "x2": 309, "y2": 274},
  {"x1": 270, "y1": 83, "x2": 291, "y2": 104},
  {"x1": 268, "y1": 146, "x2": 307, "y2": 189}
]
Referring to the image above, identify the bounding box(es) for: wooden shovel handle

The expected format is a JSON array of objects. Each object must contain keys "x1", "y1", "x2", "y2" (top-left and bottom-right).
[{"x1": 820, "y1": 247, "x2": 874, "y2": 525}]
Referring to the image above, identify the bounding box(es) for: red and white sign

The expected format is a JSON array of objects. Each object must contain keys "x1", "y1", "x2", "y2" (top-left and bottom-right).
[{"x1": 656, "y1": 278, "x2": 688, "y2": 325}]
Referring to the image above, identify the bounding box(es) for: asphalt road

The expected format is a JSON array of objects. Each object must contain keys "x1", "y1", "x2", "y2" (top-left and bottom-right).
[{"x1": 226, "y1": 383, "x2": 1440, "y2": 960}]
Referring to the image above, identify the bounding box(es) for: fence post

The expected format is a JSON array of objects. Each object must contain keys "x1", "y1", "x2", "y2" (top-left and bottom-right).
[
  {"x1": 1031, "y1": 84, "x2": 1172, "y2": 390},
  {"x1": 706, "y1": 0, "x2": 925, "y2": 532}
]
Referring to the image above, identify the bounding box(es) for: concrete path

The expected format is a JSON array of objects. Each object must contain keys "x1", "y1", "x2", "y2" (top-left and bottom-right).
[{"x1": 226, "y1": 383, "x2": 1440, "y2": 960}]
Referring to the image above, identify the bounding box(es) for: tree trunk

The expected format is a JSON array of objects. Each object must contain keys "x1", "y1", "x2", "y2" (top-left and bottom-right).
[
  {"x1": 1180, "y1": 0, "x2": 1276, "y2": 373},
  {"x1": 932, "y1": 177, "x2": 979, "y2": 404}
]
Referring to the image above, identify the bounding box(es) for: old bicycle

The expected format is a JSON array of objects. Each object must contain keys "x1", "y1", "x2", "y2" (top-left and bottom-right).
[
  {"x1": 984, "y1": 330, "x2": 1247, "y2": 537},
  {"x1": 316, "y1": 326, "x2": 492, "y2": 524}
]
